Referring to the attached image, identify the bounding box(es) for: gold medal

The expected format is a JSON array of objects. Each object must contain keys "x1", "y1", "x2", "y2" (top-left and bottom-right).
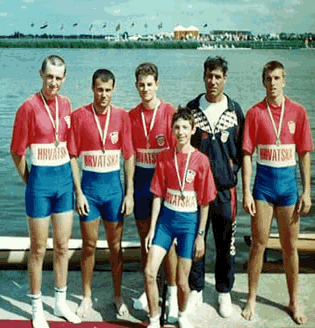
[{"x1": 276, "y1": 139, "x2": 281, "y2": 146}]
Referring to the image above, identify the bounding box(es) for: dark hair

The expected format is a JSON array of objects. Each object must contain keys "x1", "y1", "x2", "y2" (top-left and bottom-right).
[
  {"x1": 262, "y1": 61, "x2": 285, "y2": 82},
  {"x1": 41, "y1": 55, "x2": 66, "y2": 76},
  {"x1": 135, "y1": 62, "x2": 158, "y2": 82},
  {"x1": 203, "y1": 56, "x2": 228, "y2": 77},
  {"x1": 172, "y1": 106, "x2": 195, "y2": 128},
  {"x1": 92, "y1": 69, "x2": 115, "y2": 87}
]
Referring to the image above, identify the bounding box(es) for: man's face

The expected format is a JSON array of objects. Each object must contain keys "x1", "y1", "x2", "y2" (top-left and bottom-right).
[
  {"x1": 204, "y1": 68, "x2": 227, "y2": 102},
  {"x1": 40, "y1": 61, "x2": 66, "y2": 99},
  {"x1": 92, "y1": 78, "x2": 114, "y2": 111},
  {"x1": 135, "y1": 74, "x2": 159, "y2": 104},
  {"x1": 172, "y1": 118, "x2": 196, "y2": 147},
  {"x1": 263, "y1": 68, "x2": 286, "y2": 99}
]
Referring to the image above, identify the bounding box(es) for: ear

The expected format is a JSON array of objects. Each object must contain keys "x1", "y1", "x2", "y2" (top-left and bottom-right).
[{"x1": 39, "y1": 69, "x2": 44, "y2": 78}]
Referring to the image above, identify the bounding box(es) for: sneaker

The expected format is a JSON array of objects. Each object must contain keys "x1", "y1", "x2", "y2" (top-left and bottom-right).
[
  {"x1": 31, "y1": 297, "x2": 49, "y2": 328},
  {"x1": 147, "y1": 314, "x2": 160, "y2": 328},
  {"x1": 132, "y1": 292, "x2": 148, "y2": 311},
  {"x1": 187, "y1": 290, "x2": 203, "y2": 313},
  {"x1": 178, "y1": 314, "x2": 194, "y2": 328},
  {"x1": 218, "y1": 292, "x2": 233, "y2": 318}
]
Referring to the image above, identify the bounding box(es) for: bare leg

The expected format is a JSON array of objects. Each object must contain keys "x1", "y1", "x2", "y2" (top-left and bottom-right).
[
  {"x1": 77, "y1": 219, "x2": 100, "y2": 317},
  {"x1": 176, "y1": 257, "x2": 192, "y2": 312},
  {"x1": 242, "y1": 201, "x2": 274, "y2": 320},
  {"x1": 275, "y1": 206, "x2": 306, "y2": 325},
  {"x1": 28, "y1": 217, "x2": 50, "y2": 295},
  {"x1": 104, "y1": 220, "x2": 128, "y2": 316},
  {"x1": 52, "y1": 211, "x2": 73, "y2": 289},
  {"x1": 145, "y1": 245, "x2": 167, "y2": 318}
]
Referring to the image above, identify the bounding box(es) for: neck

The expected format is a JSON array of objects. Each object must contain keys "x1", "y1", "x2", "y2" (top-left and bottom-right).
[
  {"x1": 142, "y1": 96, "x2": 158, "y2": 110},
  {"x1": 93, "y1": 103, "x2": 110, "y2": 114},
  {"x1": 206, "y1": 93, "x2": 224, "y2": 104},
  {"x1": 176, "y1": 143, "x2": 192, "y2": 154},
  {"x1": 266, "y1": 94, "x2": 284, "y2": 106},
  {"x1": 41, "y1": 89, "x2": 55, "y2": 102}
]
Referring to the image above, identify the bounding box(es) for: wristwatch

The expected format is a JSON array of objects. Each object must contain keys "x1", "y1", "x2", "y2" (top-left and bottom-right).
[{"x1": 198, "y1": 229, "x2": 205, "y2": 236}]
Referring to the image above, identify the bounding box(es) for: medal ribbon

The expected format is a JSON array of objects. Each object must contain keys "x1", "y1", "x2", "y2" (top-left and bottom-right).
[
  {"x1": 174, "y1": 147, "x2": 192, "y2": 198},
  {"x1": 40, "y1": 92, "x2": 59, "y2": 146},
  {"x1": 266, "y1": 97, "x2": 285, "y2": 146},
  {"x1": 141, "y1": 99, "x2": 160, "y2": 148},
  {"x1": 92, "y1": 104, "x2": 111, "y2": 152}
]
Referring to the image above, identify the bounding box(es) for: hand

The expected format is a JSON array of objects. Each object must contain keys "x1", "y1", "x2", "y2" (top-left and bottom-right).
[
  {"x1": 144, "y1": 229, "x2": 155, "y2": 253},
  {"x1": 243, "y1": 192, "x2": 256, "y2": 217},
  {"x1": 76, "y1": 193, "x2": 90, "y2": 217},
  {"x1": 297, "y1": 192, "x2": 312, "y2": 216},
  {"x1": 194, "y1": 236, "x2": 205, "y2": 260},
  {"x1": 121, "y1": 194, "x2": 134, "y2": 217}
]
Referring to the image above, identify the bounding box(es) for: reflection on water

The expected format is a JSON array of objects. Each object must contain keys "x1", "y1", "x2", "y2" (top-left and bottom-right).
[{"x1": 1, "y1": 48, "x2": 315, "y2": 266}]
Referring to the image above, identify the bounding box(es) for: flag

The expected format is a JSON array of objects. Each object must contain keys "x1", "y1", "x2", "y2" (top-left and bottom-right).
[
  {"x1": 103, "y1": 23, "x2": 107, "y2": 28},
  {"x1": 131, "y1": 23, "x2": 134, "y2": 28},
  {"x1": 115, "y1": 23, "x2": 120, "y2": 31},
  {"x1": 144, "y1": 23, "x2": 148, "y2": 29},
  {"x1": 40, "y1": 22, "x2": 48, "y2": 29},
  {"x1": 89, "y1": 24, "x2": 93, "y2": 31},
  {"x1": 30, "y1": 22, "x2": 34, "y2": 27},
  {"x1": 60, "y1": 24, "x2": 64, "y2": 31},
  {"x1": 158, "y1": 22, "x2": 162, "y2": 29},
  {"x1": 203, "y1": 24, "x2": 208, "y2": 28},
  {"x1": 73, "y1": 23, "x2": 78, "y2": 27}
]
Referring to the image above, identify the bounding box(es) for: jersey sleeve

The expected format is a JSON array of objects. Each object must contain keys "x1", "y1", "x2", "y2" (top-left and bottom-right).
[
  {"x1": 11, "y1": 102, "x2": 32, "y2": 156},
  {"x1": 165, "y1": 103, "x2": 177, "y2": 148},
  {"x1": 242, "y1": 107, "x2": 257, "y2": 154},
  {"x1": 295, "y1": 107, "x2": 313, "y2": 154},
  {"x1": 121, "y1": 110, "x2": 135, "y2": 160},
  {"x1": 196, "y1": 153, "x2": 217, "y2": 205},
  {"x1": 150, "y1": 152, "x2": 166, "y2": 198}
]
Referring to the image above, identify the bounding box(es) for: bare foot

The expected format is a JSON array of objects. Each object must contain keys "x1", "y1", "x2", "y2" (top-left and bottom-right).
[
  {"x1": 76, "y1": 297, "x2": 92, "y2": 318},
  {"x1": 288, "y1": 304, "x2": 307, "y2": 325},
  {"x1": 241, "y1": 300, "x2": 256, "y2": 321},
  {"x1": 113, "y1": 296, "x2": 129, "y2": 316}
]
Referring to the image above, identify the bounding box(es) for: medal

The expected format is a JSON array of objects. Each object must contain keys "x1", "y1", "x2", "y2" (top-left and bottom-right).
[
  {"x1": 266, "y1": 97, "x2": 285, "y2": 147},
  {"x1": 174, "y1": 147, "x2": 192, "y2": 201},
  {"x1": 92, "y1": 104, "x2": 111, "y2": 153},
  {"x1": 40, "y1": 92, "x2": 59, "y2": 147},
  {"x1": 141, "y1": 99, "x2": 160, "y2": 149}
]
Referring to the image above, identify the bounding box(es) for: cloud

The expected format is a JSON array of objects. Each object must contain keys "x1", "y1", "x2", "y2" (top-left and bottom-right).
[{"x1": 114, "y1": 9, "x2": 120, "y2": 13}]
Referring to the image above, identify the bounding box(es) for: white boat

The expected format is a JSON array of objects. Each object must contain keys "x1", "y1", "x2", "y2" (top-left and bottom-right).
[{"x1": 0, "y1": 236, "x2": 141, "y2": 267}]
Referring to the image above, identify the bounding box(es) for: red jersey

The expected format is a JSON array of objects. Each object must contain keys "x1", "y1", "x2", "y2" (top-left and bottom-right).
[
  {"x1": 129, "y1": 101, "x2": 176, "y2": 169},
  {"x1": 243, "y1": 98, "x2": 313, "y2": 168},
  {"x1": 151, "y1": 147, "x2": 217, "y2": 212},
  {"x1": 11, "y1": 93, "x2": 71, "y2": 166},
  {"x1": 68, "y1": 104, "x2": 134, "y2": 173}
]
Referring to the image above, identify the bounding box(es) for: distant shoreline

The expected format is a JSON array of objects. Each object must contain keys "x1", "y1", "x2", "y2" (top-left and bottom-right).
[{"x1": 0, "y1": 38, "x2": 312, "y2": 50}]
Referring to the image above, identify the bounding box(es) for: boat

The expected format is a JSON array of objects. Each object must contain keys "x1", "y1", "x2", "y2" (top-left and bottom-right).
[
  {"x1": 0, "y1": 236, "x2": 141, "y2": 268},
  {"x1": 197, "y1": 44, "x2": 251, "y2": 50}
]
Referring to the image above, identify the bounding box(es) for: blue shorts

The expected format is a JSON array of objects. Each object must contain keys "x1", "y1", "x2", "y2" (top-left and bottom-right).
[
  {"x1": 253, "y1": 163, "x2": 298, "y2": 207},
  {"x1": 80, "y1": 170, "x2": 124, "y2": 223},
  {"x1": 25, "y1": 163, "x2": 74, "y2": 218},
  {"x1": 134, "y1": 166, "x2": 155, "y2": 220},
  {"x1": 152, "y1": 206, "x2": 199, "y2": 259}
]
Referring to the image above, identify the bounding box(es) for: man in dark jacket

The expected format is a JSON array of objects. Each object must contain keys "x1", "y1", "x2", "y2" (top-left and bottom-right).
[{"x1": 187, "y1": 56, "x2": 244, "y2": 318}]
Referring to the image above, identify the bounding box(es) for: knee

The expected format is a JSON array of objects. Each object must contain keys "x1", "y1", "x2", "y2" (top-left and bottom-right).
[
  {"x1": 144, "y1": 266, "x2": 157, "y2": 285},
  {"x1": 251, "y1": 237, "x2": 268, "y2": 253},
  {"x1": 30, "y1": 241, "x2": 46, "y2": 259},
  {"x1": 108, "y1": 240, "x2": 122, "y2": 257},
  {"x1": 82, "y1": 239, "x2": 97, "y2": 257},
  {"x1": 280, "y1": 239, "x2": 297, "y2": 257},
  {"x1": 54, "y1": 239, "x2": 69, "y2": 257},
  {"x1": 176, "y1": 277, "x2": 189, "y2": 293}
]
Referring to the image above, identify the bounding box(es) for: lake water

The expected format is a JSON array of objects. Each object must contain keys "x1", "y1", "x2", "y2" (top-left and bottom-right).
[{"x1": 1, "y1": 48, "x2": 315, "y2": 268}]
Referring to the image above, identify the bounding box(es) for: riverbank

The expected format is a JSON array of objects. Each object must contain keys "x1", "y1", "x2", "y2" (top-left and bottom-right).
[{"x1": 0, "y1": 38, "x2": 312, "y2": 49}]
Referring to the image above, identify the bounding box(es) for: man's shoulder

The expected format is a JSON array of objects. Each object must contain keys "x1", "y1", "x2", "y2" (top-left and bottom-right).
[
  {"x1": 285, "y1": 97, "x2": 305, "y2": 112},
  {"x1": 71, "y1": 104, "x2": 91, "y2": 118},
  {"x1": 186, "y1": 94, "x2": 204, "y2": 109}
]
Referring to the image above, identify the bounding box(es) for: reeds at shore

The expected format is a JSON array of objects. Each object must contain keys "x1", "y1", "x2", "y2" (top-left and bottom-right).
[{"x1": 0, "y1": 38, "x2": 308, "y2": 49}]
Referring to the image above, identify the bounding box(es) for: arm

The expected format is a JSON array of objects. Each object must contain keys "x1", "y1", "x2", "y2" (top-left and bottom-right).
[
  {"x1": 70, "y1": 156, "x2": 89, "y2": 216},
  {"x1": 121, "y1": 154, "x2": 135, "y2": 217},
  {"x1": 297, "y1": 151, "x2": 312, "y2": 215},
  {"x1": 145, "y1": 195, "x2": 162, "y2": 253},
  {"x1": 242, "y1": 150, "x2": 256, "y2": 217},
  {"x1": 194, "y1": 204, "x2": 209, "y2": 260},
  {"x1": 11, "y1": 152, "x2": 29, "y2": 184}
]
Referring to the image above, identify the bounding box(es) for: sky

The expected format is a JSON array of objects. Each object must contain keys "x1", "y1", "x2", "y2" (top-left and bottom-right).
[{"x1": 0, "y1": 0, "x2": 314, "y2": 36}]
